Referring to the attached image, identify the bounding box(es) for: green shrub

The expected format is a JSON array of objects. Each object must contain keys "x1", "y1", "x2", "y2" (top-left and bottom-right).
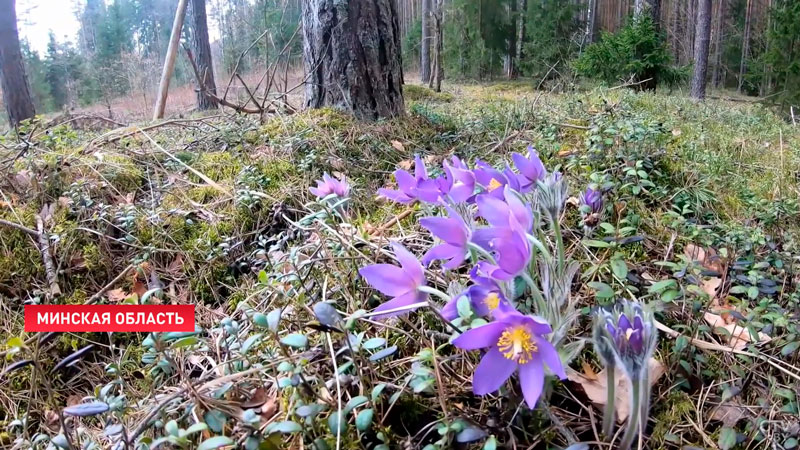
[{"x1": 574, "y1": 17, "x2": 687, "y2": 89}]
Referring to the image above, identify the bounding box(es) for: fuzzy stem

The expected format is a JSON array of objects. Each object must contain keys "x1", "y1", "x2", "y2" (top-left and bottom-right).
[
  {"x1": 552, "y1": 213, "x2": 566, "y2": 276},
  {"x1": 639, "y1": 368, "x2": 651, "y2": 433},
  {"x1": 417, "y1": 285, "x2": 452, "y2": 302},
  {"x1": 619, "y1": 376, "x2": 642, "y2": 450},
  {"x1": 602, "y1": 363, "x2": 616, "y2": 439}
]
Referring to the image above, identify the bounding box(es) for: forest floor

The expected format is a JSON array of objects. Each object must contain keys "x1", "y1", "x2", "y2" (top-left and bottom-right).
[{"x1": 1, "y1": 80, "x2": 800, "y2": 449}]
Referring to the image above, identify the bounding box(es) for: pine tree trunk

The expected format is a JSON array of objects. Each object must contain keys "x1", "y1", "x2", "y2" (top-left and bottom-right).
[
  {"x1": 303, "y1": 0, "x2": 405, "y2": 121},
  {"x1": 585, "y1": 0, "x2": 597, "y2": 45},
  {"x1": 191, "y1": 0, "x2": 218, "y2": 110},
  {"x1": 428, "y1": 0, "x2": 443, "y2": 91},
  {"x1": 711, "y1": 0, "x2": 725, "y2": 87},
  {"x1": 0, "y1": 0, "x2": 35, "y2": 126},
  {"x1": 421, "y1": 0, "x2": 431, "y2": 83},
  {"x1": 646, "y1": 0, "x2": 661, "y2": 30},
  {"x1": 519, "y1": 0, "x2": 528, "y2": 58},
  {"x1": 690, "y1": 0, "x2": 712, "y2": 99},
  {"x1": 738, "y1": 0, "x2": 752, "y2": 93},
  {"x1": 506, "y1": 0, "x2": 518, "y2": 79},
  {"x1": 153, "y1": 0, "x2": 189, "y2": 120}
]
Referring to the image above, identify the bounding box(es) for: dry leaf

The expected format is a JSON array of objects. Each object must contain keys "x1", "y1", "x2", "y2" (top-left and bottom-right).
[
  {"x1": 397, "y1": 159, "x2": 413, "y2": 170},
  {"x1": 702, "y1": 277, "x2": 722, "y2": 300},
  {"x1": 565, "y1": 196, "x2": 580, "y2": 208},
  {"x1": 703, "y1": 312, "x2": 771, "y2": 350},
  {"x1": 391, "y1": 140, "x2": 405, "y2": 152},
  {"x1": 242, "y1": 387, "x2": 268, "y2": 409},
  {"x1": 710, "y1": 399, "x2": 751, "y2": 427},
  {"x1": 581, "y1": 361, "x2": 598, "y2": 381},
  {"x1": 167, "y1": 254, "x2": 184, "y2": 275},
  {"x1": 106, "y1": 288, "x2": 128, "y2": 303},
  {"x1": 684, "y1": 244, "x2": 724, "y2": 273},
  {"x1": 672, "y1": 128, "x2": 682, "y2": 136},
  {"x1": 569, "y1": 358, "x2": 665, "y2": 422}
]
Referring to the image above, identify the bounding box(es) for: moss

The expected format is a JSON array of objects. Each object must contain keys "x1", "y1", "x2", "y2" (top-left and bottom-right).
[
  {"x1": 101, "y1": 154, "x2": 145, "y2": 192},
  {"x1": 192, "y1": 152, "x2": 244, "y2": 182},
  {"x1": 649, "y1": 390, "x2": 696, "y2": 445},
  {"x1": 404, "y1": 84, "x2": 454, "y2": 102}
]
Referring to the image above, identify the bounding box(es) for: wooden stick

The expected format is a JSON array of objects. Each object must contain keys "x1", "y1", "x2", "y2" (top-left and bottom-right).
[
  {"x1": 152, "y1": 0, "x2": 189, "y2": 120},
  {"x1": 35, "y1": 212, "x2": 61, "y2": 298},
  {"x1": 0, "y1": 218, "x2": 38, "y2": 236}
]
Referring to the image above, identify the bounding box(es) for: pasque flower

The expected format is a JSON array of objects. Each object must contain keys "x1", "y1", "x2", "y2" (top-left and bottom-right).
[
  {"x1": 359, "y1": 242, "x2": 428, "y2": 318},
  {"x1": 472, "y1": 213, "x2": 531, "y2": 281},
  {"x1": 475, "y1": 186, "x2": 533, "y2": 232},
  {"x1": 594, "y1": 300, "x2": 656, "y2": 379},
  {"x1": 378, "y1": 155, "x2": 443, "y2": 204},
  {"x1": 581, "y1": 187, "x2": 603, "y2": 214},
  {"x1": 473, "y1": 160, "x2": 512, "y2": 199},
  {"x1": 441, "y1": 267, "x2": 515, "y2": 320},
  {"x1": 512, "y1": 146, "x2": 547, "y2": 192},
  {"x1": 420, "y1": 208, "x2": 470, "y2": 270},
  {"x1": 441, "y1": 156, "x2": 476, "y2": 203},
  {"x1": 453, "y1": 312, "x2": 566, "y2": 408},
  {"x1": 309, "y1": 173, "x2": 350, "y2": 198}
]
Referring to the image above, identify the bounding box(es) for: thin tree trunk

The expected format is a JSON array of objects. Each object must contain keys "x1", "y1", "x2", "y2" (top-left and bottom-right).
[
  {"x1": 191, "y1": 0, "x2": 218, "y2": 110},
  {"x1": 153, "y1": 0, "x2": 189, "y2": 120},
  {"x1": 303, "y1": 0, "x2": 405, "y2": 120},
  {"x1": 0, "y1": 0, "x2": 35, "y2": 126},
  {"x1": 421, "y1": 0, "x2": 431, "y2": 83},
  {"x1": 428, "y1": 0, "x2": 443, "y2": 91},
  {"x1": 506, "y1": 0, "x2": 518, "y2": 79},
  {"x1": 519, "y1": 0, "x2": 528, "y2": 58},
  {"x1": 585, "y1": 0, "x2": 597, "y2": 44},
  {"x1": 759, "y1": 0, "x2": 772, "y2": 97},
  {"x1": 711, "y1": 0, "x2": 725, "y2": 87},
  {"x1": 738, "y1": 0, "x2": 752, "y2": 93},
  {"x1": 690, "y1": 0, "x2": 712, "y2": 99}
]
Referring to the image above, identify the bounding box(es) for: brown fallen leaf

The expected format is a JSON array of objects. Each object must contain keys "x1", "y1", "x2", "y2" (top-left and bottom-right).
[
  {"x1": 106, "y1": 288, "x2": 128, "y2": 303},
  {"x1": 242, "y1": 387, "x2": 269, "y2": 409},
  {"x1": 684, "y1": 244, "x2": 725, "y2": 274},
  {"x1": 702, "y1": 277, "x2": 722, "y2": 300},
  {"x1": 397, "y1": 159, "x2": 413, "y2": 170},
  {"x1": 710, "y1": 399, "x2": 752, "y2": 427},
  {"x1": 569, "y1": 358, "x2": 665, "y2": 422},
  {"x1": 672, "y1": 128, "x2": 682, "y2": 137},
  {"x1": 166, "y1": 254, "x2": 184, "y2": 275},
  {"x1": 703, "y1": 312, "x2": 771, "y2": 350},
  {"x1": 581, "y1": 361, "x2": 598, "y2": 381},
  {"x1": 391, "y1": 140, "x2": 405, "y2": 152}
]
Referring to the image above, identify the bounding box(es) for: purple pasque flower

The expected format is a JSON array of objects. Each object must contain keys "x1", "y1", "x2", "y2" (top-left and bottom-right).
[
  {"x1": 441, "y1": 157, "x2": 476, "y2": 203},
  {"x1": 310, "y1": 173, "x2": 350, "y2": 198},
  {"x1": 472, "y1": 214, "x2": 531, "y2": 281},
  {"x1": 378, "y1": 155, "x2": 443, "y2": 204},
  {"x1": 475, "y1": 186, "x2": 533, "y2": 232},
  {"x1": 358, "y1": 242, "x2": 428, "y2": 318},
  {"x1": 473, "y1": 160, "x2": 511, "y2": 199},
  {"x1": 420, "y1": 208, "x2": 470, "y2": 270},
  {"x1": 453, "y1": 312, "x2": 566, "y2": 408},
  {"x1": 581, "y1": 187, "x2": 603, "y2": 214},
  {"x1": 593, "y1": 300, "x2": 657, "y2": 379},
  {"x1": 512, "y1": 146, "x2": 547, "y2": 192},
  {"x1": 441, "y1": 267, "x2": 515, "y2": 320}
]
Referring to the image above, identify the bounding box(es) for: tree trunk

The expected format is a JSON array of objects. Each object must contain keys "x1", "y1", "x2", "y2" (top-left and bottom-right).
[
  {"x1": 506, "y1": 0, "x2": 518, "y2": 79},
  {"x1": 634, "y1": 0, "x2": 644, "y2": 18},
  {"x1": 190, "y1": 0, "x2": 218, "y2": 110},
  {"x1": 421, "y1": 0, "x2": 431, "y2": 83},
  {"x1": 519, "y1": 0, "x2": 528, "y2": 58},
  {"x1": 427, "y1": 0, "x2": 443, "y2": 91},
  {"x1": 585, "y1": 0, "x2": 597, "y2": 45},
  {"x1": 690, "y1": 0, "x2": 712, "y2": 99},
  {"x1": 0, "y1": 0, "x2": 35, "y2": 127},
  {"x1": 646, "y1": 0, "x2": 661, "y2": 30},
  {"x1": 738, "y1": 0, "x2": 752, "y2": 93},
  {"x1": 711, "y1": 0, "x2": 725, "y2": 87},
  {"x1": 153, "y1": 0, "x2": 189, "y2": 120},
  {"x1": 303, "y1": 0, "x2": 405, "y2": 121}
]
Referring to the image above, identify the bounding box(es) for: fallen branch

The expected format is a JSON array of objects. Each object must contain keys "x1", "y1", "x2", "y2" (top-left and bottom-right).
[
  {"x1": 0, "y1": 218, "x2": 38, "y2": 236},
  {"x1": 36, "y1": 211, "x2": 61, "y2": 298}
]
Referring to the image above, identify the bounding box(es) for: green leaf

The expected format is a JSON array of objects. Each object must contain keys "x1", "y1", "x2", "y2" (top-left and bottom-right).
[
  {"x1": 183, "y1": 423, "x2": 208, "y2": 437},
  {"x1": 583, "y1": 239, "x2": 610, "y2": 248},
  {"x1": 280, "y1": 333, "x2": 308, "y2": 348},
  {"x1": 587, "y1": 282, "x2": 614, "y2": 299},
  {"x1": 648, "y1": 279, "x2": 677, "y2": 293},
  {"x1": 270, "y1": 421, "x2": 302, "y2": 433},
  {"x1": 204, "y1": 410, "x2": 227, "y2": 433},
  {"x1": 784, "y1": 438, "x2": 798, "y2": 449},
  {"x1": 266, "y1": 308, "x2": 282, "y2": 332},
  {"x1": 610, "y1": 259, "x2": 628, "y2": 279},
  {"x1": 344, "y1": 395, "x2": 368, "y2": 414},
  {"x1": 718, "y1": 427, "x2": 737, "y2": 450},
  {"x1": 356, "y1": 409, "x2": 374, "y2": 431},
  {"x1": 483, "y1": 436, "x2": 497, "y2": 450},
  {"x1": 197, "y1": 436, "x2": 234, "y2": 450},
  {"x1": 371, "y1": 384, "x2": 386, "y2": 401},
  {"x1": 328, "y1": 411, "x2": 346, "y2": 434},
  {"x1": 165, "y1": 420, "x2": 179, "y2": 437},
  {"x1": 258, "y1": 270, "x2": 268, "y2": 284},
  {"x1": 252, "y1": 313, "x2": 269, "y2": 328},
  {"x1": 171, "y1": 336, "x2": 199, "y2": 349},
  {"x1": 782, "y1": 341, "x2": 800, "y2": 356},
  {"x1": 747, "y1": 286, "x2": 759, "y2": 299},
  {"x1": 363, "y1": 338, "x2": 386, "y2": 350},
  {"x1": 661, "y1": 289, "x2": 681, "y2": 302}
]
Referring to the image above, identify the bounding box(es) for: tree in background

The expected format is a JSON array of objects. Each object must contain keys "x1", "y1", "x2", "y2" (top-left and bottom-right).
[
  {"x1": 690, "y1": 0, "x2": 712, "y2": 99},
  {"x1": 763, "y1": 0, "x2": 800, "y2": 114},
  {"x1": 421, "y1": 0, "x2": 431, "y2": 83},
  {"x1": 520, "y1": 0, "x2": 579, "y2": 83},
  {"x1": 0, "y1": 0, "x2": 36, "y2": 126},
  {"x1": 428, "y1": 0, "x2": 443, "y2": 91},
  {"x1": 302, "y1": 0, "x2": 404, "y2": 120},
  {"x1": 190, "y1": 0, "x2": 218, "y2": 110}
]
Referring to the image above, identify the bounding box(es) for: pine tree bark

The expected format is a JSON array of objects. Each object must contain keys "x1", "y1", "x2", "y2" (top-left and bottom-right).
[
  {"x1": 585, "y1": 0, "x2": 597, "y2": 45},
  {"x1": 519, "y1": 0, "x2": 528, "y2": 58},
  {"x1": 711, "y1": 0, "x2": 725, "y2": 87},
  {"x1": 0, "y1": 0, "x2": 35, "y2": 126},
  {"x1": 153, "y1": 0, "x2": 189, "y2": 120},
  {"x1": 506, "y1": 0, "x2": 518, "y2": 79},
  {"x1": 190, "y1": 0, "x2": 217, "y2": 110},
  {"x1": 303, "y1": 0, "x2": 405, "y2": 121},
  {"x1": 427, "y1": 0, "x2": 443, "y2": 91},
  {"x1": 690, "y1": 0, "x2": 712, "y2": 99},
  {"x1": 421, "y1": 0, "x2": 431, "y2": 83},
  {"x1": 738, "y1": 0, "x2": 752, "y2": 93}
]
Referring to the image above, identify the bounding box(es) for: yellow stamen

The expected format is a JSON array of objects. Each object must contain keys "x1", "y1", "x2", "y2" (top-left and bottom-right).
[
  {"x1": 488, "y1": 178, "x2": 503, "y2": 192},
  {"x1": 497, "y1": 326, "x2": 538, "y2": 364},
  {"x1": 625, "y1": 328, "x2": 635, "y2": 340},
  {"x1": 484, "y1": 293, "x2": 500, "y2": 311}
]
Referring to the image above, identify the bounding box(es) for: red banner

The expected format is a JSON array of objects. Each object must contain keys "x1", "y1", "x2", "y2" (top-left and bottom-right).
[{"x1": 24, "y1": 305, "x2": 195, "y2": 332}]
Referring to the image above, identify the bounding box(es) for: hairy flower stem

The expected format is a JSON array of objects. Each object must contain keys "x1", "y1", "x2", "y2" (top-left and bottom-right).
[
  {"x1": 603, "y1": 364, "x2": 616, "y2": 438},
  {"x1": 619, "y1": 377, "x2": 642, "y2": 450},
  {"x1": 418, "y1": 285, "x2": 452, "y2": 303},
  {"x1": 552, "y1": 214, "x2": 566, "y2": 276}
]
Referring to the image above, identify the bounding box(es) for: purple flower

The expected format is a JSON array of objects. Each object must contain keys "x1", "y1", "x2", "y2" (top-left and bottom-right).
[
  {"x1": 593, "y1": 301, "x2": 657, "y2": 379},
  {"x1": 420, "y1": 208, "x2": 470, "y2": 270},
  {"x1": 512, "y1": 147, "x2": 547, "y2": 192},
  {"x1": 581, "y1": 187, "x2": 603, "y2": 214},
  {"x1": 378, "y1": 155, "x2": 443, "y2": 204},
  {"x1": 441, "y1": 268, "x2": 515, "y2": 320},
  {"x1": 310, "y1": 173, "x2": 350, "y2": 198},
  {"x1": 472, "y1": 215, "x2": 531, "y2": 281},
  {"x1": 475, "y1": 186, "x2": 533, "y2": 232},
  {"x1": 359, "y1": 242, "x2": 428, "y2": 318},
  {"x1": 453, "y1": 313, "x2": 566, "y2": 408},
  {"x1": 473, "y1": 160, "x2": 511, "y2": 199},
  {"x1": 441, "y1": 157, "x2": 476, "y2": 203}
]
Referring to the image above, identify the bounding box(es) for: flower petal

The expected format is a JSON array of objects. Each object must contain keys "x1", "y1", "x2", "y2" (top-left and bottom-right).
[
  {"x1": 534, "y1": 335, "x2": 566, "y2": 379},
  {"x1": 420, "y1": 216, "x2": 466, "y2": 244},
  {"x1": 421, "y1": 244, "x2": 462, "y2": 267},
  {"x1": 452, "y1": 321, "x2": 506, "y2": 350},
  {"x1": 473, "y1": 347, "x2": 517, "y2": 395},
  {"x1": 395, "y1": 170, "x2": 417, "y2": 195},
  {"x1": 358, "y1": 264, "x2": 414, "y2": 296},
  {"x1": 371, "y1": 291, "x2": 427, "y2": 319},
  {"x1": 378, "y1": 188, "x2": 414, "y2": 204},
  {"x1": 519, "y1": 358, "x2": 545, "y2": 408},
  {"x1": 391, "y1": 242, "x2": 424, "y2": 285}
]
